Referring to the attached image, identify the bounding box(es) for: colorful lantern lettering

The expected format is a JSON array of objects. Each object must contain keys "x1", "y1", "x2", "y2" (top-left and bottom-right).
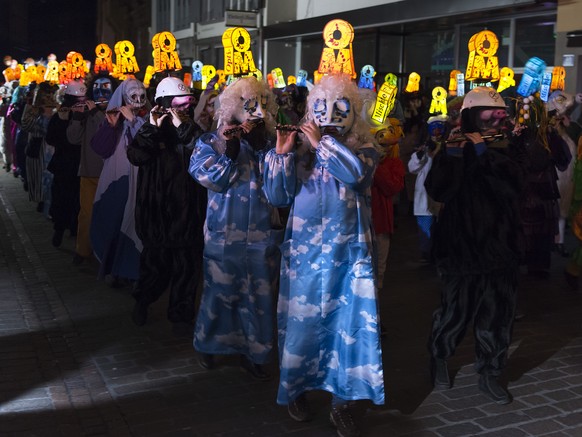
[
  {"x1": 540, "y1": 71, "x2": 552, "y2": 102},
  {"x1": 222, "y1": 27, "x2": 256, "y2": 76},
  {"x1": 66, "y1": 51, "x2": 86, "y2": 80},
  {"x1": 94, "y1": 43, "x2": 114, "y2": 74},
  {"x1": 371, "y1": 79, "x2": 398, "y2": 124},
  {"x1": 19, "y1": 65, "x2": 37, "y2": 86},
  {"x1": 497, "y1": 67, "x2": 515, "y2": 93},
  {"x1": 202, "y1": 65, "x2": 217, "y2": 90},
  {"x1": 152, "y1": 31, "x2": 182, "y2": 72},
  {"x1": 429, "y1": 86, "x2": 448, "y2": 116},
  {"x1": 58, "y1": 60, "x2": 71, "y2": 84},
  {"x1": 465, "y1": 30, "x2": 500, "y2": 82},
  {"x1": 517, "y1": 57, "x2": 546, "y2": 97},
  {"x1": 551, "y1": 66, "x2": 566, "y2": 92},
  {"x1": 318, "y1": 19, "x2": 356, "y2": 78},
  {"x1": 404, "y1": 72, "x2": 420, "y2": 93},
  {"x1": 358, "y1": 65, "x2": 376, "y2": 90},
  {"x1": 271, "y1": 68, "x2": 286, "y2": 88},
  {"x1": 448, "y1": 70, "x2": 462, "y2": 96},
  {"x1": 35, "y1": 65, "x2": 46, "y2": 83},
  {"x1": 44, "y1": 60, "x2": 59, "y2": 84},
  {"x1": 247, "y1": 69, "x2": 263, "y2": 81},
  {"x1": 115, "y1": 40, "x2": 140, "y2": 74}
]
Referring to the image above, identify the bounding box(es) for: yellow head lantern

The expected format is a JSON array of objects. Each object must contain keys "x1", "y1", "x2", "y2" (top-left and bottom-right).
[
  {"x1": 405, "y1": 72, "x2": 420, "y2": 93},
  {"x1": 497, "y1": 67, "x2": 515, "y2": 93},
  {"x1": 67, "y1": 51, "x2": 86, "y2": 80},
  {"x1": 429, "y1": 86, "x2": 448, "y2": 116},
  {"x1": 115, "y1": 40, "x2": 140, "y2": 75},
  {"x1": 222, "y1": 27, "x2": 256, "y2": 76},
  {"x1": 318, "y1": 19, "x2": 356, "y2": 78},
  {"x1": 94, "y1": 43, "x2": 114, "y2": 74},
  {"x1": 152, "y1": 31, "x2": 182, "y2": 72},
  {"x1": 466, "y1": 30, "x2": 500, "y2": 82},
  {"x1": 371, "y1": 78, "x2": 398, "y2": 125},
  {"x1": 202, "y1": 65, "x2": 217, "y2": 90},
  {"x1": 271, "y1": 68, "x2": 286, "y2": 88}
]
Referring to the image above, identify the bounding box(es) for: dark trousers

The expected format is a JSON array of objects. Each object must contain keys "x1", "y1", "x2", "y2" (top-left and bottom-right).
[
  {"x1": 429, "y1": 270, "x2": 518, "y2": 376},
  {"x1": 133, "y1": 245, "x2": 203, "y2": 323}
]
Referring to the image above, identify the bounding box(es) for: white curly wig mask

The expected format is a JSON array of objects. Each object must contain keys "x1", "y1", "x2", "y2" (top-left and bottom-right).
[
  {"x1": 215, "y1": 76, "x2": 278, "y2": 135},
  {"x1": 304, "y1": 74, "x2": 373, "y2": 147}
]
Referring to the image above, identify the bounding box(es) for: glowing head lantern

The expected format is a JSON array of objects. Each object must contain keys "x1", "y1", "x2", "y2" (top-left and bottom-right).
[
  {"x1": 465, "y1": 30, "x2": 500, "y2": 82},
  {"x1": 271, "y1": 68, "x2": 286, "y2": 88},
  {"x1": 94, "y1": 43, "x2": 114, "y2": 74},
  {"x1": 429, "y1": 86, "x2": 448, "y2": 116},
  {"x1": 551, "y1": 66, "x2": 566, "y2": 92},
  {"x1": 448, "y1": 70, "x2": 465, "y2": 96},
  {"x1": 358, "y1": 65, "x2": 376, "y2": 90},
  {"x1": 371, "y1": 76, "x2": 398, "y2": 125},
  {"x1": 497, "y1": 67, "x2": 515, "y2": 93},
  {"x1": 192, "y1": 61, "x2": 203, "y2": 82},
  {"x1": 202, "y1": 65, "x2": 217, "y2": 90},
  {"x1": 405, "y1": 72, "x2": 421, "y2": 93},
  {"x1": 66, "y1": 51, "x2": 86, "y2": 80},
  {"x1": 517, "y1": 57, "x2": 546, "y2": 97},
  {"x1": 152, "y1": 31, "x2": 182, "y2": 72},
  {"x1": 44, "y1": 60, "x2": 59, "y2": 84},
  {"x1": 296, "y1": 69, "x2": 308, "y2": 87},
  {"x1": 115, "y1": 40, "x2": 140, "y2": 75},
  {"x1": 318, "y1": 19, "x2": 356, "y2": 79},
  {"x1": 222, "y1": 27, "x2": 257, "y2": 76}
]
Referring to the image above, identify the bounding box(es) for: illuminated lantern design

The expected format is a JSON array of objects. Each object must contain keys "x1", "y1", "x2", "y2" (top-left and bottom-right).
[
  {"x1": 296, "y1": 69, "x2": 308, "y2": 87},
  {"x1": 19, "y1": 65, "x2": 37, "y2": 86},
  {"x1": 455, "y1": 72, "x2": 465, "y2": 96},
  {"x1": 247, "y1": 69, "x2": 263, "y2": 81},
  {"x1": 35, "y1": 65, "x2": 46, "y2": 83},
  {"x1": 271, "y1": 68, "x2": 286, "y2": 88},
  {"x1": 45, "y1": 60, "x2": 59, "y2": 84},
  {"x1": 192, "y1": 61, "x2": 203, "y2": 82},
  {"x1": 358, "y1": 64, "x2": 376, "y2": 90},
  {"x1": 318, "y1": 19, "x2": 356, "y2": 78},
  {"x1": 183, "y1": 73, "x2": 192, "y2": 89},
  {"x1": 540, "y1": 71, "x2": 552, "y2": 102},
  {"x1": 448, "y1": 70, "x2": 462, "y2": 96},
  {"x1": 429, "y1": 86, "x2": 448, "y2": 116},
  {"x1": 215, "y1": 69, "x2": 226, "y2": 89},
  {"x1": 67, "y1": 51, "x2": 86, "y2": 80},
  {"x1": 288, "y1": 75, "x2": 296, "y2": 85},
  {"x1": 465, "y1": 30, "x2": 500, "y2": 82},
  {"x1": 58, "y1": 60, "x2": 71, "y2": 84},
  {"x1": 384, "y1": 73, "x2": 397, "y2": 86},
  {"x1": 152, "y1": 31, "x2": 182, "y2": 72},
  {"x1": 551, "y1": 66, "x2": 566, "y2": 92},
  {"x1": 497, "y1": 67, "x2": 515, "y2": 93},
  {"x1": 266, "y1": 73, "x2": 275, "y2": 89},
  {"x1": 314, "y1": 70, "x2": 324, "y2": 84},
  {"x1": 371, "y1": 78, "x2": 398, "y2": 124},
  {"x1": 517, "y1": 56, "x2": 546, "y2": 97},
  {"x1": 94, "y1": 43, "x2": 114, "y2": 74},
  {"x1": 202, "y1": 64, "x2": 217, "y2": 90},
  {"x1": 404, "y1": 72, "x2": 420, "y2": 93},
  {"x1": 222, "y1": 27, "x2": 256, "y2": 76},
  {"x1": 115, "y1": 40, "x2": 140, "y2": 75},
  {"x1": 2, "y1": 67, "x2": 16, "y2": 82},
  {"x1": 143, "y1": 65, "x2": 155, "y2": 88}
]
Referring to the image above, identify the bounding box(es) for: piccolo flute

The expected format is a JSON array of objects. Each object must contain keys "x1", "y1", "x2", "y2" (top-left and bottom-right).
[
  {"x1": 275, "y1": 124, "x2": 303, "y2": 132},
  {"x1": 445, "y1": 133, "x2": 504, "y2": 143},
  {"x1": 223, "y1": 118, "x2": 264, "y2": 136}
]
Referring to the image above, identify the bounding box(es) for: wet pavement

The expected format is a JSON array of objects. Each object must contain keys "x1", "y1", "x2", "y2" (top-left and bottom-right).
[{"x1": 1, "y1": 168, "x2": 582, "y2": 437}]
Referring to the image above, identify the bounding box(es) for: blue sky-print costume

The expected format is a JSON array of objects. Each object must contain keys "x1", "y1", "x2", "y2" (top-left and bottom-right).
[
  {"x1": 189, "y1": 133, "x2": 283, "y2": 364},
  {"x1": 263, "y1": 136, "x2": 385, "y2": 406}
]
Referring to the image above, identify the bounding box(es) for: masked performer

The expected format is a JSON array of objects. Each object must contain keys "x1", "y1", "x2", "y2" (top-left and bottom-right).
[
  {"x1": 128, "y1": 77, "x2": 206, "y2": 336},
  {"x1": 90, "y1": 78, "x2": 148, "y2": 286},
  {"x1": 67, "y1": 74, "x2": 117, "y2": 265},
  {"x1": 425, "y1": 87, "x2": 525, "y2": 405},
  {"x1": 263, "y1": 74, "x2": 384, "y2": 437},
  {"x1": 189, "y1": 76, "x2": 283, "y2": 379},
  {"x1": 45, "y1": 80, "x2": 86, "y2": 247}
]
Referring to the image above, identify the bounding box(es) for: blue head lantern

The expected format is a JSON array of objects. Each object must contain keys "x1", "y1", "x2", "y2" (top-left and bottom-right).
[{"x1": 517, "y1": 57, "x2": 547, "y2": 97}]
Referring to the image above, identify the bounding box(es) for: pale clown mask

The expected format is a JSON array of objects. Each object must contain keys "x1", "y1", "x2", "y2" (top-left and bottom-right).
[
  {"x1": 124, "y1": 80, "x2": 147, "y2": 109},
  {"x1": 311, "y1": 96, "x2": 355, "y2": 136},
  {"x1": 93, "y1": 77, "x2": 112, "y2": 102},
  {"x1": 234, "y1": 94, "x2": 267, "y2": 123}
]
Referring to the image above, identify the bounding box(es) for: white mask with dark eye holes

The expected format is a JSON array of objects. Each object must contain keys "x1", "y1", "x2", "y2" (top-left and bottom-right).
[
  {"x1": 312, "y1": 96, "x2": 354, "y2": 135},
  {"x1": 123, "y1": 79, "x2": 146, "y2": 109},
  {"x1": 234, "y1": 94, "x2": 267, "y2": 123}
]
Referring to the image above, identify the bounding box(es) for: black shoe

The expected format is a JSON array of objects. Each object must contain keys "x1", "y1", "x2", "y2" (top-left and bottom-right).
[
  {"x1": 330, "y1": 404, "x2": 360, "y2": 437},
  {"x1": 131, "y1": 301, "x2": 148, "y2": 326},
  {"x1": 564, "y1": 270, "x2": 579, "y2": 292},
  {"x1": 431, "y1": 357, "x2": 451, "y2": 390},
  {"x1": 288, "y1": 393, "x2": 312, "y2": 422},
  {"x1": 198, "y1": 353, "x2": 215, "y2": 370},
  {"x1": 52, "y1": 230, "x2": 64, "y2": 248},
  {"x1": 478, "y1": 374, "x2": 512, "y2": 405},
  {"x1": 71, "y1": 253, "x2": 85, "y2": 266},
  {"x1": 240, "y1": 355, "x2": 271, "y2": 381}
]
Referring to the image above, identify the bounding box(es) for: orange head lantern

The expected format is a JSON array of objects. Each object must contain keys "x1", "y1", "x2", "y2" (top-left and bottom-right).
[
  {"x1": 94, "y1": 43, "x2": 114, "y2": 74},
  {"x1": 551, "y1": 66, "x2": 566, "y2": 92},
  {"x1": 152, "y1": 31, "x2": 182, "y2": 72},
  {"x1": 318, "y1": 19, "x2": 356, "y2": 79}
]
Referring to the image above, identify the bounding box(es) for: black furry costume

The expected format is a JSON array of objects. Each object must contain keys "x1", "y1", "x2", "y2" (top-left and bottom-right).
[{"x1": 425, "y1": 138, "x2": 526, "y2": 376}]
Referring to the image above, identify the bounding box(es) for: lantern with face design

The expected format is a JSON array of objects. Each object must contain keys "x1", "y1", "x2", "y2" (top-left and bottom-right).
[
  {"x1": 222, "y1": 27, "x2": 257, "y2": 76},
  {"x1": 318, "y1": 19, "x2": 356, "y2": 79}
]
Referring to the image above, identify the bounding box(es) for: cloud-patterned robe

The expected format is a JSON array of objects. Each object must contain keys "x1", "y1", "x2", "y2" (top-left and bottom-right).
[
  {"x1": 263, "y1": 135, "x2": 385, "y2": 405},
  {"x1": 188, "y1": 133, "x2": 283, "y2": 364}
]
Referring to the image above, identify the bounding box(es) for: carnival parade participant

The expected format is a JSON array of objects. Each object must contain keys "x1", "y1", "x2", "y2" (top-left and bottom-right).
[
  {"x1": 425, "y1": 86, "x2": 525, "y2": 405},
  {"x1": 128, "y1": 77, "x2": 206, "y2": 335},
  {"x1": 370, "y1": 117, "x2": 405, "y2": 290},
  {"x1": 263, "y1": 73, "x2": 384, "y2": 437},
  {"x1": 193, "y1": 88, "x2": 219, "y2": 133},
  {"x1": 67, "y1": 74, "x2": 118, "y2": 265},
  {"x1": 20, "y1": 82, "x2": 58, "y2": 213},
  {"x1": 408, "y1": 115, "x2": 446, "y2": 262},
  {"x1": 90, "y1": 77, "x2": 148, "y2": 286},
  {"x1": 45, "y1": 79, "x2": 85, "y2": 248},
  {"x1": 189, "y1": 76, "x2": 283, "y2": 379}
]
